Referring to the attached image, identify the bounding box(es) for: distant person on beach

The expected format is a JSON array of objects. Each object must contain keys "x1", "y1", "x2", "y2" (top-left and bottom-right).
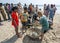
[
  {"x1": 0, "y1": 3, "x2": 7, "y2": 21},
  {"x1": 38, "y1": 11, "x2": 49, "y2": 41},
  {"x1": 28, "y1": 4, "x2": 33, "y2": 15},
  {"x1": 48, "y1": 4, "x2": 55, "y2": 29},
  {"x1": 44, "y1": 4, "x2": 49, "y2": 17},
  {"x1": 11, "y1": 6, "x2": 21, "y2": 38},
  {"x1": 36, "y1": 5, "x2": 38, "y2": 13},
  {"x1": 32, "y1": 5, "x2": 35, "y2": 14},
  {"x1": 10, "y1": 3, "x2": 14, "y2": 13},
  {"x1": 17, "y1": 3, "x2": 22, "y2": 15},
  {"x1": 53, "y1": 4, "x2": 57, "y2": 15},
  {"x1": 23, "y1": 4, "x2": 27, "y2": 10},
  {"x1": 5, "y1": 3, "x2": 11, "y2": 20},
  {"x1": 49, "y1": 4, "x2": 55, "y2": 22}
]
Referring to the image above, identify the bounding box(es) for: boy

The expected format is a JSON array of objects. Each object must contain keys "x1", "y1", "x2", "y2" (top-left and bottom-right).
[
  {"x1": 20, "y1": 7, "x2": 29, "y2": 34},
  {"x1": 11, "y1": 7, "x2": 21, "y2": 38},
  {"x1": 38, "y1": 11, "x2": 49, "y2": 41}
]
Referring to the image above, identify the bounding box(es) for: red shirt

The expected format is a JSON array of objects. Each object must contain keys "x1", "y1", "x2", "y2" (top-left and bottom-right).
[{"x1": 11, "y1": 12, "x2": 19, "y2": 27}]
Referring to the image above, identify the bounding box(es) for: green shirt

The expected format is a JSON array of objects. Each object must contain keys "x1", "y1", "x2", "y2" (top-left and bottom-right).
[{"x1": 39, "y1": 15, "x2": 49, "y2": 30}]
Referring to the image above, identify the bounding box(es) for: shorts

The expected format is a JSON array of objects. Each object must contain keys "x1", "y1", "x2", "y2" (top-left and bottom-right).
[
  {"x1": 22, "y1": 22, "x2": 27, "y2": 26},
  {"x1": 41, "y1": 28, "x2": 49, "y2": 34}
]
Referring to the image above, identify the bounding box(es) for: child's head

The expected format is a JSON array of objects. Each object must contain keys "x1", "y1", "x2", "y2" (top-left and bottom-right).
[
  {"x1": 24, "y1": 7, "x2": 27, "y2": 13},
  {"x1": 38, "y1": 11, "x2": 42, "y2": 17},
  {"x1": 12, "y1": 6, "x2": 18, "y2": 12}
]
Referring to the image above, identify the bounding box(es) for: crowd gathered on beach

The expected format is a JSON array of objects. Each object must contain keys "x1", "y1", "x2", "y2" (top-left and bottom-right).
[{"x1": 0, "y1": 2, "x2": 57, "y2": 43}]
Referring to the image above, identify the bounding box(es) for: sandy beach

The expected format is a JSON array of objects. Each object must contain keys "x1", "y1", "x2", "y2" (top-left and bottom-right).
[{"x1": 0, "y1": 13, "x2": 60, "y2": 43}]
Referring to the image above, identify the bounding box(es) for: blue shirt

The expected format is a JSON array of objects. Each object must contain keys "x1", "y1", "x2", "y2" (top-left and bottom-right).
[{"x1": 49, "y1": 8, "x2": 54, "y2": 18}]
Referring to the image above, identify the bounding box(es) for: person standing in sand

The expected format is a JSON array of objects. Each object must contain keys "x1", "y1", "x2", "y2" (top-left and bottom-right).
[
  {"x1": 49, "y1": 4, "x2": 55, "y2": 22},
  {"x1": 0, "y1": 3, "x2": 7, "y2": 21},
  {"x1": 20, "y1": 6, "x2": 29, "y2": 34},
  {"x1": 11, "y1": 6, "x2": 22, "y2": 38},
  {"x1": 44, "y1": 4, "x2": 49, "y2": 18},
  {"x1": 44, "y1": 4, "x2": 47, "y2": 17},
  {"x1": 38, "y1": 11, "x2": 49, "y2": 41},
  {"x1": 5, "y1": 3, "x2": 11, "y2": 20},
  {"x1": 49, "y1": 4, "x2": 55, "y2": 29},
  {"x1": 17, "y1": 3, "x2": 22, "y2": 15},
  {"x1": 36, "y1": 5, "x2": 38, "y2": 13}
]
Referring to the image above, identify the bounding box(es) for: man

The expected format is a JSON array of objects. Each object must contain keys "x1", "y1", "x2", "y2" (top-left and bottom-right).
[
  {"x1": 49, "y1": 4, "x2": 55, "y2": 22},
  {"x1": 5, "y1": 3, "x2": 11, "y2": 20},
  {"x1": 38, "y1": 11, "x2": 49, "y2": 41},
  {"x1": 17, "y1": 3, "x2": 22, "y2": 15},
  {"x1": 0, "y1": 3, "x2": 7, "y2": 21},
  {"x1": 49, "y1": 4, "x2": 55, "y2": 29}
]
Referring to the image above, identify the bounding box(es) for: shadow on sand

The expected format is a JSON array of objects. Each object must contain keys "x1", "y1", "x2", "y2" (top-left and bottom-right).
[
  {"x1": 1, "y1": 35, "x2": 18, "y2": 43},
  {"x1": 0, "y1": 23, "x2": 3, "y2": 26},
  {"x1": 23, "y1": 35, "x2": 42, "y2": 43}
]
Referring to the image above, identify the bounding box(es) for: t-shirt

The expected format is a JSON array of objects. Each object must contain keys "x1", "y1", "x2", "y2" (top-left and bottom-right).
[
  {"x1": 39, "y1": 15, "x2": 49, "y2": 30},
  {"x1": 20, "y1": 13, "x2": 28, "y2": 22},
  {"x1": 49, "y1": 8, "x2": 55, "y2": 18},
  {"x1": 11, "y1": 12, "x2": 19, "y2": 27}
]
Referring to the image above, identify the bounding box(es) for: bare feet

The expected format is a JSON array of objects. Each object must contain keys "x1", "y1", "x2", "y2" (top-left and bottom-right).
[{"x1": 16, "y1": 33, "x2": 22, "y2": 38}]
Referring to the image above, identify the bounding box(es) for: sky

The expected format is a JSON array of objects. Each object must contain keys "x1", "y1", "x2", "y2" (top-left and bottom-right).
[{"x1": 0, "y1": 0, "x2": 60, "y2": 5}]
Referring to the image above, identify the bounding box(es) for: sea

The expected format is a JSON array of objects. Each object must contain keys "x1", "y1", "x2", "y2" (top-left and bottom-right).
[{"x1": 38, "y1": 5, "x2": 60, "y2": 14}]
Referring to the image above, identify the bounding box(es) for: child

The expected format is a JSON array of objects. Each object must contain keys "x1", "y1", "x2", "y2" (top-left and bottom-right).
[
  {"x1": 11, "y1": 7, "x2": 21, "y2": 38},
  {"x1": 38, "y1": 11, "x2": 49, "y2": 41},
  {"x1": 20, "y1": 7, "x2": 29, "y2": 34}
]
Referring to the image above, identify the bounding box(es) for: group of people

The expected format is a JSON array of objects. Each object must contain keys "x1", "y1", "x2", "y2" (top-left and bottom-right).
[
  {"x1": 0, "y1": 3, "x2": 57, "y2": 42},
  {"x1": 0, "y1": 3, "x2": 14, "y2": 21},
  {"x1": 44, "y1": 4, "x2": 57, "y2": 27}
]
